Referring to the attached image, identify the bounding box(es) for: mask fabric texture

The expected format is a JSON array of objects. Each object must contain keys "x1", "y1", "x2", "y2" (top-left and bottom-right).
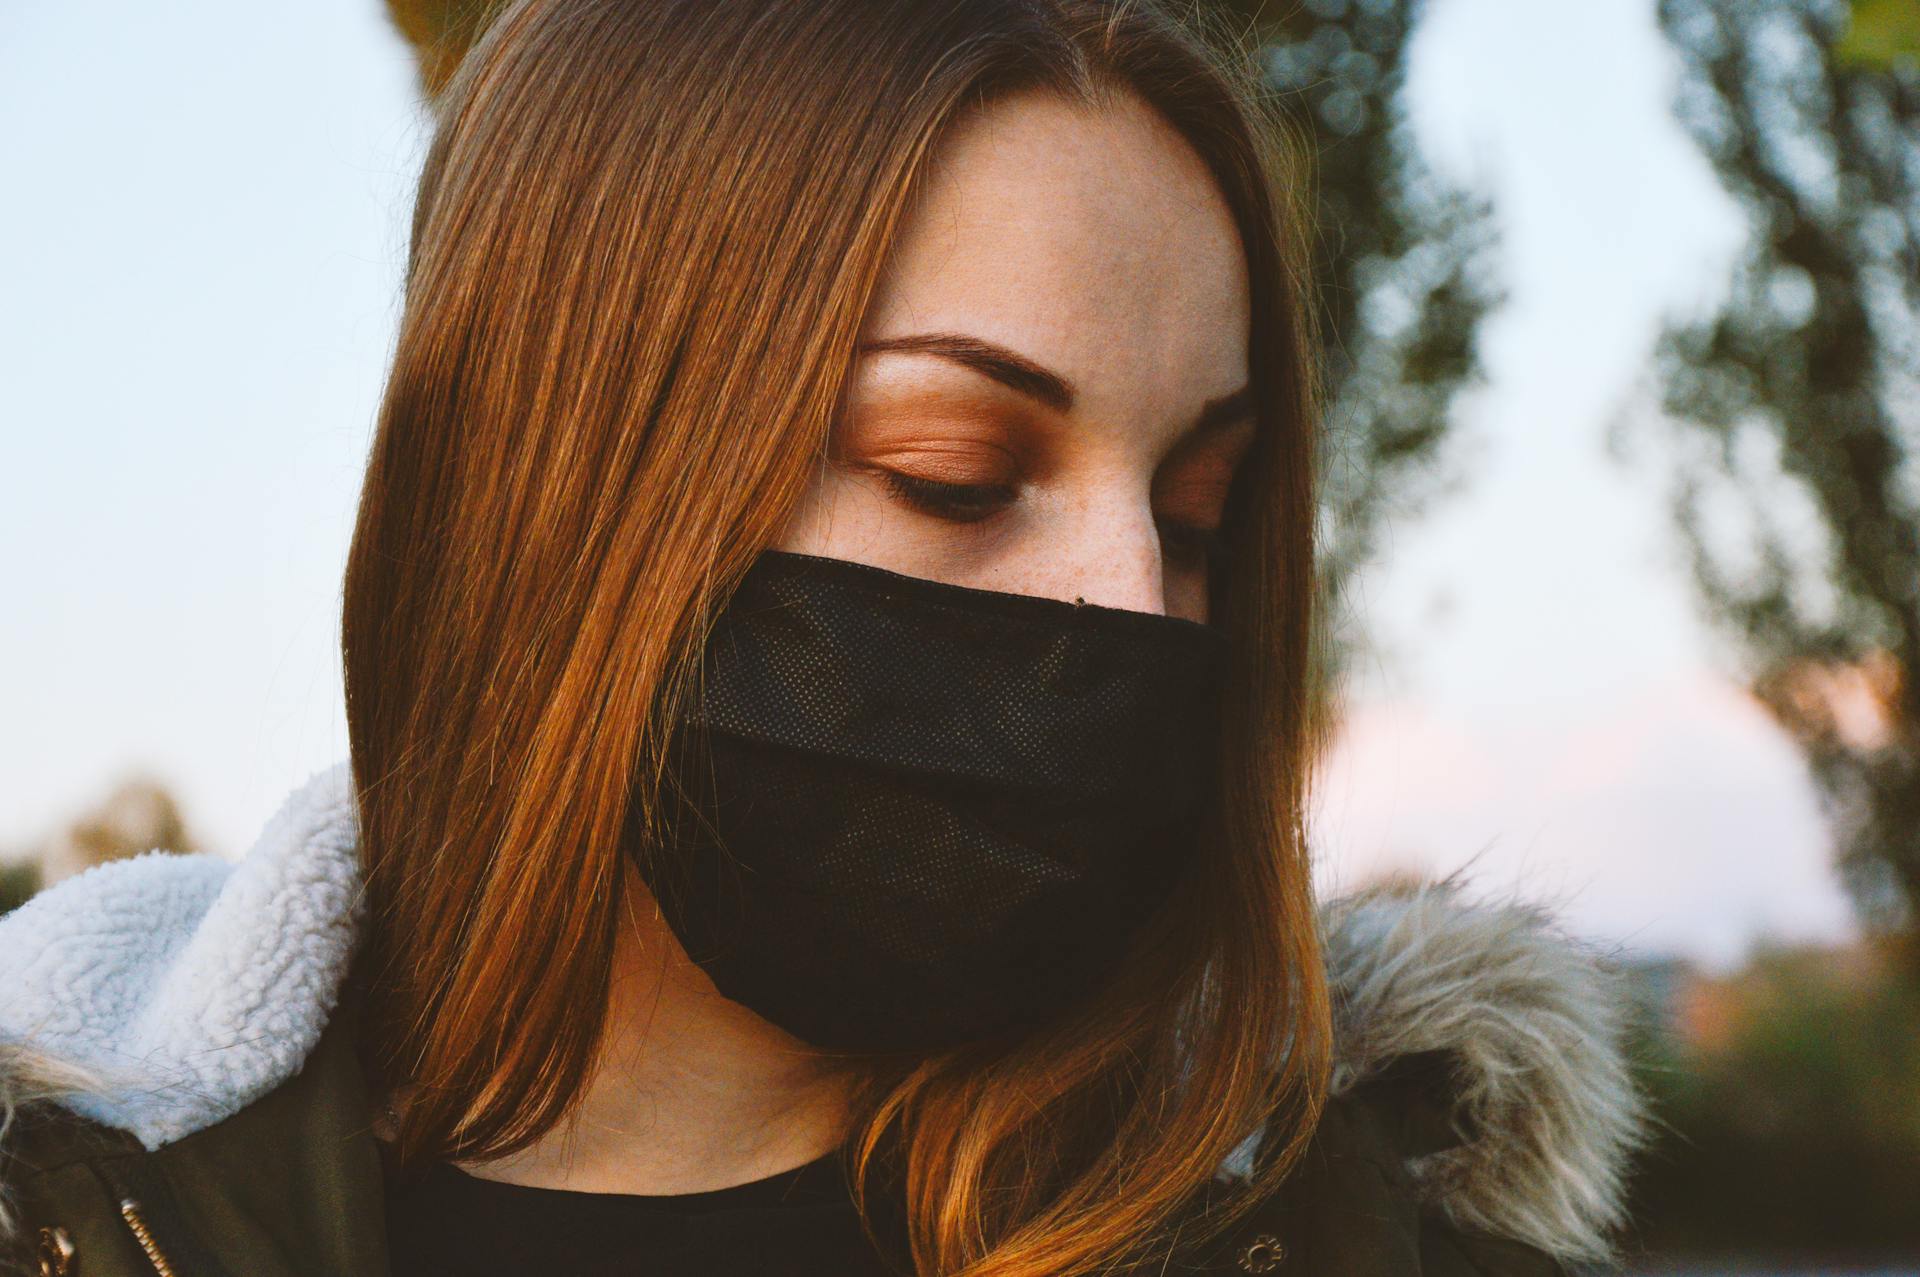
[{"x1": 632, "y1": 549, "x2": 1232, "y2": 1053}]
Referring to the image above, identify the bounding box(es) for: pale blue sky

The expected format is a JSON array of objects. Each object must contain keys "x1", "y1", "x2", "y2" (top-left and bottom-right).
[{"x1": 0, "y1": 0, "x2": 1857, "y2": 968}]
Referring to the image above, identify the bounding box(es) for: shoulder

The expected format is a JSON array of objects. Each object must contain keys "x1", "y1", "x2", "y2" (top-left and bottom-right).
[
  {"x1": 0, "y1": 760, "x2": 370, "y2": 1270},
  {"x1": 0, "y1": 966, "x2": 388, "y2": 1277},
  {"x1": 1213, "y1": 876, "x2": 1651, "y2": 1273},
  {"x1": 0, "y1": 761, "x2": 364, "y2": 1151}
]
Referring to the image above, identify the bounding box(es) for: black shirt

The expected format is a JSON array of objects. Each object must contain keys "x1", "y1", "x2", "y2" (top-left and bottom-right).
[{"x1": 383, "y1": 1146, "x2": 911, "y2": 1277}]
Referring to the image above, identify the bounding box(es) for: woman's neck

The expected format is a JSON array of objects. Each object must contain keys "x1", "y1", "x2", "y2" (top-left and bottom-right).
[{"x1": 386, "y1": 862, "x2": 863, "y2": 1195}]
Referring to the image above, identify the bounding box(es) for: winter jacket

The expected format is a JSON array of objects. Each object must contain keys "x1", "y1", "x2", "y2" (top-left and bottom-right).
[{"x1": 0, "y1": 762, "x2": 1647, "y2": 1276}]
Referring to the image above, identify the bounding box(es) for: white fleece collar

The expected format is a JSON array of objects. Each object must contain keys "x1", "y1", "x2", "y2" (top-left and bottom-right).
[
  {"x1": 0, "y1": 761, "x2": 363, "y2": 1151},
  {"x1": 0, "y1": 759, "x2": 1645, "y2": 1264}
]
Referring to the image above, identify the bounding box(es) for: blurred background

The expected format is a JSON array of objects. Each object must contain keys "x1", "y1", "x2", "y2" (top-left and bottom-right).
[{"x1": 2, "y1": 0, "x2": 1915, "y2": 1270}]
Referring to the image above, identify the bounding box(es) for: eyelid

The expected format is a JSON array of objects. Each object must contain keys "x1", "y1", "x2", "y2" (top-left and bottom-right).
[
  {"x1": 872, "y1": 452, "x2": 1018, "y2": 487},
  {"x1": 1154, "y1": 442, "x2": 1247, "y2": 504},
  {"x1": 840, "y1": 416, "x2": 1026, "y2": 477},
  {"x1": 1164, "y1": 415, "x2": 1257, "y2": 467}
]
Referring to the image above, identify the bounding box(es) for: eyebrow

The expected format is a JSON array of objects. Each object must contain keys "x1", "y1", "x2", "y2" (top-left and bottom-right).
[{"x1": 855, "y1": 331, "x2": 1255, "y2": 438}]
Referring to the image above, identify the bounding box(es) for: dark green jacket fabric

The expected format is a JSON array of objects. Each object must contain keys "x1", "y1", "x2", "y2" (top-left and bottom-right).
[{"x1": 0, "y1": 764, "x2": 1645, "y2": 1276}]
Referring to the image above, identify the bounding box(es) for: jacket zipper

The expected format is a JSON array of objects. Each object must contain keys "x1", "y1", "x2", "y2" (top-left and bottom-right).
[{"x1": 117, "y1": 1197, "x2": 183, "y2": 1277}]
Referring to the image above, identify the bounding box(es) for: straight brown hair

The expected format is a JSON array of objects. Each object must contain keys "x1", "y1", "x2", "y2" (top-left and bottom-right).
[{"x1": 341, "y1": 1, "x2": 1334, "y2": 1272}]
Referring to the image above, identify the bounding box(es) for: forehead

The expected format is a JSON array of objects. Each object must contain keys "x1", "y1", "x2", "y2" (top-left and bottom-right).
[{"x1": 860, "y1": 86, "x2": 1252, "y2": 417}]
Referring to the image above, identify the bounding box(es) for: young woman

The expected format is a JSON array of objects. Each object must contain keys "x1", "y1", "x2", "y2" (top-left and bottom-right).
[{"x1": 0, "y1": 1, "x2": 1648, "y2": 1274}]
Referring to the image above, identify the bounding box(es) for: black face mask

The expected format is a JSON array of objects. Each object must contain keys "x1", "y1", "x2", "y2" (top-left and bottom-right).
[{"x1": 630, "y1": 549, "x2": 1231, "y2": 1054}]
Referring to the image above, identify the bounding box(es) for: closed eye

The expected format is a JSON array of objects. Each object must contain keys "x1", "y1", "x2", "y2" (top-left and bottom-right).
[
  {"x1": 880, "y1": 471, "x2": 1230, "y2": 565},
  {"x1": 879, "y1": 471, "x2": 1015, "y2": 521}
]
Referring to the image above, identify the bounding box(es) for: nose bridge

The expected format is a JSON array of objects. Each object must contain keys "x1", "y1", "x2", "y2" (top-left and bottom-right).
[{"x1": 1055, "y1": 491, "x2": 1165, "y2": 617}]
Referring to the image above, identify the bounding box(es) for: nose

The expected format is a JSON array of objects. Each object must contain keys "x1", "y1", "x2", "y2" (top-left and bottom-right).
[{"x1": 1033, "y1": 504, "x2": 1167, "y2": 618}]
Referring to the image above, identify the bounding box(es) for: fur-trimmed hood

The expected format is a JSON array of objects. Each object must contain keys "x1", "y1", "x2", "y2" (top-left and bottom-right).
[{"x1": 0, "y1": 761, "x2": 1647, "y2": 1265}]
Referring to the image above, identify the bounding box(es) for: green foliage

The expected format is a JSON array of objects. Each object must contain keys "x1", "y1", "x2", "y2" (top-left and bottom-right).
[
  {"x1": 384, "y1": 0, "x2": 511, "y2": 97},
  {"x1": 1209, "y1": 0, "x2": 1503, "y2": 694},
  {"x1": 0, "y1": 860, "x2": 41, "y2": 915},
  {"x1": 1625, "y1": 942, "x2": 1920, "y2": 1258},
  {"x1": 1840, "y1": 0, "x2": 1920, "y2": 69},
  {"x1": 1623, "y1": 0, "x2": 1920, "y2": 937}
]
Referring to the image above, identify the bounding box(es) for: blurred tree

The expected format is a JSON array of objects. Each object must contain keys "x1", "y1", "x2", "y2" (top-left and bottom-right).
[
  {"x1": 1838, "y1": 0, "x2": 1920, "y2": 69},
  {"x1": 1614, "y1": 0, "x2": 1920, "y2": 936},
  {"x1": 1625, "y1": 938, "x2": 1920, "y2": 1258},
  {"x1": 0, "y1": 861, "x2": 41, "y2": 915},
  {"x1": 380, "y1": 0, "x2": 1503, "y2": 707},
  {"x1": 37, "y1": 776, "x2": 196, "y2": 887},
  {"x1": 385, "y1": 0, "x2": 508, "y2": 98},
  {"x1": 0, "y1": 776, "x2": 196, "y2": 914},
  {"x1": 1205, "y1": 0, "x2": 1501, "y2": 700}
]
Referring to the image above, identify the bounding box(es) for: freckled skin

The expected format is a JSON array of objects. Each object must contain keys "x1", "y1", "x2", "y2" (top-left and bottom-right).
[{"x1": 775, "y1": 86, "x2": 1254, "y2": 626}]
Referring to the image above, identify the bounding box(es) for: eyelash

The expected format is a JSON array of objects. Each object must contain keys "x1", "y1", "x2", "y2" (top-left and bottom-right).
[
  {"x1": 881, "y1": 472, "x2": 1014, "y2": 522},
  {"x1": 879, "y1": 471, "x2": 1232, "y2": 565}
]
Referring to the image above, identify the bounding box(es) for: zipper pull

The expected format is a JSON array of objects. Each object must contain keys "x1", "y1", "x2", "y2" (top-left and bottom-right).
[{"x1": 117, "y1": 1198, "x2": 182, "y2": 1277}]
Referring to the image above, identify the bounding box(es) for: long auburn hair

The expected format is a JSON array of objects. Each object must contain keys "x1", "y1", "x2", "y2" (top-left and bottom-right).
[{"x1": 341, "y1": 1, "x2": 1334, "y2": 1272}]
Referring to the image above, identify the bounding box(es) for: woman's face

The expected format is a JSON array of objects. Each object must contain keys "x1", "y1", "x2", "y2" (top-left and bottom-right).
[{"x1": 774, "y1": 86, "x2": 1254, "y2": 626}]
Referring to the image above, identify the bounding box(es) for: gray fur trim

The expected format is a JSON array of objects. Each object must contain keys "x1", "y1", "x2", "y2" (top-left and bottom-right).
[{"x1": 1321, "y1": 872, "x2": 1652, "y2": 1265}]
